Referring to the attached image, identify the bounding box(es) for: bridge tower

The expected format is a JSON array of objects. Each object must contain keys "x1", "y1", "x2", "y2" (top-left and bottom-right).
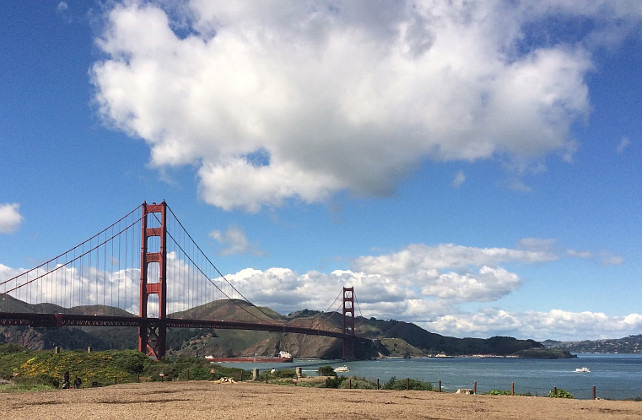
[
  {"x1": 342, "y1": 286, "x2": 355, "y2": 359},
  {"x1": 139, "y1": 201, "x2": 167, "y2": 359}
]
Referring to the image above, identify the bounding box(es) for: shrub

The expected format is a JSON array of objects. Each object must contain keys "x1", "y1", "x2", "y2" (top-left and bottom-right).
[
  {"x1": 324, "y1": 375, "x2": 346, "y2": 388},
  {"x1": 0, "y1": 351, "x2": 33, "y2": 380},
  {"x1": 271, "y1": 369, "x2": 298, "y2": 379},
  {"x1": 338, "y1": 377, "x2": 377, "y2": 389},
  {"x1": 0, "y1": 343, "x2": 27, "y2": 354},
  {"x1": 383, "y1": 376, "x2": 398, "y2": 389},
  {"x1": 550, "y1": 388, "x2": 574, "y2": 398},
  {"x1": 111, "y1": 350, "x2": 148, "y2": 374},
  {"x1": 383, "y1": 376, "x2": 433, "y2": 391},
  {"x1": 317, "y1": 365, "x2": 336, "y2": 376},
  {"x1": 485, "y1": 389, "x2": 511, "y2": 396},
  {"x1": 256, "y1": 368, "x2": 298, "y2": 384},
  {"x1": 176, "y1": 366, "x2": 211, "y2": 381},
  {"x1": 150, "y1": 355, "x2": 247, "y2": 382}
]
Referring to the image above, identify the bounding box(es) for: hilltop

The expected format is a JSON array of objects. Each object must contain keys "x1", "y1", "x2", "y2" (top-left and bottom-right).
[
  {"x1": 0, "y1": 297, "x2": 570, "y2": 358},
  {"x1": 544, "y1": 335, "x2": 642, "y2": 354}
]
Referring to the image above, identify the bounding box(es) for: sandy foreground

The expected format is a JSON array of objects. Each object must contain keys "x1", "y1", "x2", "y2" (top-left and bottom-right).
[{"x1": 2, "y1": 381, "x2": 642, "y2": 420}]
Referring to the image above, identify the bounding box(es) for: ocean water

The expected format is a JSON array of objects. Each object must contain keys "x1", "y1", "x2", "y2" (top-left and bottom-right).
[{"x1": 219, "y1": 354, "x2": 642, "y2": 400}]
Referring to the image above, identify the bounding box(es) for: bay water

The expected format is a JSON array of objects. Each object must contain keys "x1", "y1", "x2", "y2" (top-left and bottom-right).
[{"x1": 220, "y1": 354, "x2": 642, "y2": 400}]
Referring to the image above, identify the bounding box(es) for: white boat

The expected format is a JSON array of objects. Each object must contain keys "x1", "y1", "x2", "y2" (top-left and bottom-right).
[
  {"x1": 575, "y1": 367, "x2": 590, "y2": 373},
  {"x1": 334, "y1": 365, "x2": 350, "y2": 373}
]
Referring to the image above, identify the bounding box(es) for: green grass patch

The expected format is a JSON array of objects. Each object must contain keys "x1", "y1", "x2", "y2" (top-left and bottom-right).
[
  {"x1": 0, "y1": 382, "x2": 57, "y2": 393},
  {"x1": 383, "y1": 376, "x2": 433, "y2": 391},
  {"x1": 485, "y1": 389, "x2": 532, "y2": 396}
]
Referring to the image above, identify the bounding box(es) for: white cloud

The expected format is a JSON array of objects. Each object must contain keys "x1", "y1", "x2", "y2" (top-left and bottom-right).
[
  {"x1": 0, "y1": 203, "x2": 23, "y2": 234},
  {"x1": 566, "y1": 249, "x2": 593, "y2": 259},
  {"x1": 90, "y1": 0, "x2": 627, "y2": 212},
  {"x1": 221, "y1": 267, "x2": 413, "y2": 314},
  {"x1": 616, "y1": 137, "x2": 631, "y2": 154},
  {"x1": 419, "y1": 266, "x2": 520, "y2": 302},
  {"x1": 0, "y1": 263, "x2": 22, "y2": 283},
  {"x1": 352, "y1": 242, "x2": 559, "y2": 276},
  {"x1": 213, "y1": 239, "x2": 615, "y2": 320},
  {"x1": 451, "y1": 170, "x2": 465, "y2": 187},
  {"x1": 209, "y1": 225, "x2": 266, "y2": 256},
  {"x1": 56, "y1": 1, "x2": 72, "y2": 23},
  {"x1": 599, "y1": 251, "x2": 624, "y2": 266},
  {"x1": 421, "y1": 308, "x2": 642, "y2": 341}
]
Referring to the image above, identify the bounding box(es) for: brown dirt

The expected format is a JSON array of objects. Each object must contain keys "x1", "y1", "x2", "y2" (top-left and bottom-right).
[{"x1": 2, "y1": 381, "x2": 642, "y2": 419}]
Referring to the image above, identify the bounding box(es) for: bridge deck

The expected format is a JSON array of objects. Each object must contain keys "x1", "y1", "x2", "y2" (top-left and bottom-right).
[{"x1": 0, "y1": 312, "x2": 370, "y2": 343}]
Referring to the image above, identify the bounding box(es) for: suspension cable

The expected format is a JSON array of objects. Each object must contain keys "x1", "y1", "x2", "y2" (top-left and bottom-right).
[
  {"x1": 307, "y1": 290, "x2": 346, "y2": 332},
  {"x1": 0, "y1": 216, "x2": 142, "y2": 296},
  {"x1": 354, "y1": 289, "x2": 364, "y2": 318},
  {"x1": 0, "y1": 205, "x2": 141, "y2": 286},
  {"x1": 160, "y1": 207, "x2": 283, "y2": 325},
  {"x1": 314, "y1": 289, "x2": 343, "y2": 324}
]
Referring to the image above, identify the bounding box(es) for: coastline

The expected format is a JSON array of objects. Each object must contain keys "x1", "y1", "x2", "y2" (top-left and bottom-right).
[{"x1": 3, "y1": 381, "x2": 641, "y2": 420}]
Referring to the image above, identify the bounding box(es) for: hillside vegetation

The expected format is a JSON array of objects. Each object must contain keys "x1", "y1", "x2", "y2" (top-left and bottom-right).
[{"x1": 0, "y1": 343, "x2": 245, "y2": 392}]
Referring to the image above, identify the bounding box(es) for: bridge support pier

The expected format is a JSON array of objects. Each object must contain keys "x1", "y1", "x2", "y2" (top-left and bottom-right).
[
  {"x1": 342, "y1": 286, "x2": 355, "y2": 359},
  {"x1": 139, "y1": 201, "x2": 168, "y2": 360}
]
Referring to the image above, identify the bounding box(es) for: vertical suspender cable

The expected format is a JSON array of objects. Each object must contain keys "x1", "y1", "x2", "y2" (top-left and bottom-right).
[
  {"x1": 123, "y1": 220, "x2": 130, "y2": 308},
  {"x1": 89, "y1": 237, "x2": 93, "y2": 307},
  {"x1": 71, "y1": 248, "x2": 75, "y2": 309},
  {"x1": 95, "y1": 235, "x2": 99, "y2": 308},
  {"x1": 63, "y1": 254, "x2": 66, "y2": 309},
  {"x1": 105, "y1": 228, "x2": 108, "y2": 309}
]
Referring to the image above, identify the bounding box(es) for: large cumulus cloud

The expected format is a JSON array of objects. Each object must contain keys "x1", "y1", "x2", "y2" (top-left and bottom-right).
[{"x1": 89, "y1": 0, "x2": 637, "y2": 212}]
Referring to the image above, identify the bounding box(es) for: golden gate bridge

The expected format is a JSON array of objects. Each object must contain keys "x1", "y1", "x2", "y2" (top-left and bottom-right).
[{"x1": 0, "y1": 201, "x2": 367, "y2": 359}]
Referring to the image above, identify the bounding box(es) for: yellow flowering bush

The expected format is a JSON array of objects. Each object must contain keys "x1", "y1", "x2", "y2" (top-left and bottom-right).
[{"x1": 14, "y1": 350, "x2": 149, "y2": 387}]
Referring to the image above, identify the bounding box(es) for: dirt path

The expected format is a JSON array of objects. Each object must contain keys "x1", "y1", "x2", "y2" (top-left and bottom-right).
[{"x1": 3, "y1": 381, "x2": 642, "y2": 419}]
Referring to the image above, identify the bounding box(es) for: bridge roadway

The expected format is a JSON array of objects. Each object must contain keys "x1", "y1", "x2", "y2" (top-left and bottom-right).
[{"x1": 0, "y1": 313, "x2": 371, "y2": 343}]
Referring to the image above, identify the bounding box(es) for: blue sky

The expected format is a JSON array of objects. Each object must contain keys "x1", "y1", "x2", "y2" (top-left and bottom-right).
[{"x1": 1, "y1": 1, "x2": 641, "y2": 341}]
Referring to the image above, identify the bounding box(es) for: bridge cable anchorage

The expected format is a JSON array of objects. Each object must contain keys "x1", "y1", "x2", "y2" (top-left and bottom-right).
[
  {"x1": 0, "y1": 216, "x2": 143, "y2": 296},
  {"x1": 0, "y1": 205, "x2": 141, "y2": 288},
  {"x1": 163, "y1": 205, "x2": 284, "y2": 325}
]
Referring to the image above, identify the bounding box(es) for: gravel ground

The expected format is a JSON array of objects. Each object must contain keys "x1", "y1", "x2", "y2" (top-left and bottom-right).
[{"x1": 3, "y1": 381, "x2": 642, "y2": 420}]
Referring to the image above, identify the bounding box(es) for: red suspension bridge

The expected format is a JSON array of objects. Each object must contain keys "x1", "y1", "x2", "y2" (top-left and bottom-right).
[{"x1": 0, "y1": 201, "x2": 368, "y2": 359}]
